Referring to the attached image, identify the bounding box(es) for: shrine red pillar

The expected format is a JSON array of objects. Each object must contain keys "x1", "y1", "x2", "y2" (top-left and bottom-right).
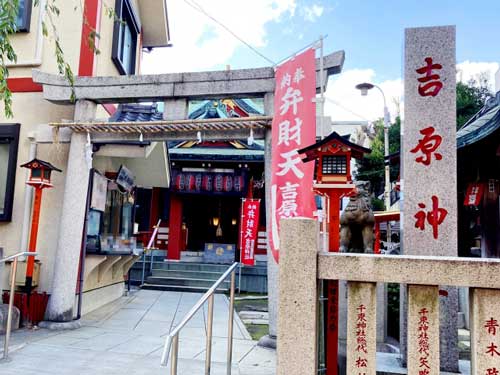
[
  {"x1": 167, "y1": 194, "x2": 183, "y2": 260},
  {"x1": 325, "y1": 190, "x2": 341, "y2": 375},
  {"x1": 374, "y1": 222, "x2": 381, "y2": 254}
]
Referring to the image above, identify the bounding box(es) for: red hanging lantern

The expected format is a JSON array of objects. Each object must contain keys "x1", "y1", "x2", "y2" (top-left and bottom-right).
[
  {"x1": 175, "y1": 174, "x2": 186, "y2": 191},
  {"x1": 202, "y1": 175, "x2": 213, "y2": 191},
  {"x1": 214, "y1": 174, "x2": 224, "y2": 192},
  {"x1": 223, "y1": 175, "x2": 233, "y2": 192}
]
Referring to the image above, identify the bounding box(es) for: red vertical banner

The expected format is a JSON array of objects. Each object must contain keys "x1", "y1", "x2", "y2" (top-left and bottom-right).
[
  {"x1": 269, "y1": 48, "x2": 316, "y2": 263},
  {"x1": 239, "y1": 198, "x2": 261, "y2": 266}
]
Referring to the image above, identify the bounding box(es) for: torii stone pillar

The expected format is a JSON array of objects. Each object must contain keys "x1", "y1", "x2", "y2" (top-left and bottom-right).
[
  {"x1": 163, "y1": 99, "x2": 188, "y2": 260},
  {"x1": 43, "y1": 100, "x2": 97, "y2": 326}
]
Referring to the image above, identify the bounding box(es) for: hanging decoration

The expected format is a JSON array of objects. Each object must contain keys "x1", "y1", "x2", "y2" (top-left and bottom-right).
[
  {"x1": 85, "y1": 131, "x2": 93, "y2": 169},
  {"x1": 215, "y1": 202, "x2": 223, "y2": 237}
]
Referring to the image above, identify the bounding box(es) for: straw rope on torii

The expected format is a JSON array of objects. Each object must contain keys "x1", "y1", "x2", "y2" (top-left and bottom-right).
[
  {"x1": 49, "y1": 116, "x2": 272, "y2": 133},
  {"x1": 47, "y1": 116, "x2": 273, "y2": 143}
]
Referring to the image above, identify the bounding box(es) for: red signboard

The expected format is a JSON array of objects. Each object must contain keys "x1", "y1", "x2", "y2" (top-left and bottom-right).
[
  {"x1": 239, "y1": 198, "x2": 261, "y2": 266},
  {"x1": 464, "y1": 182, "x2": 484, "y2": 206},
  {"x1": 269, "y1": 48, "x2": 316, "y2": 263}
]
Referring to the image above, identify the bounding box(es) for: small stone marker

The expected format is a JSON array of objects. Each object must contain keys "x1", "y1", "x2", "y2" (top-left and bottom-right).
[
  {"x1": 470, "y1": 288, "x2": 500, "y2": 375},
  {"x1": 346, "y1": 282, "x2": 376, "y2": 375},
  {"x1": 403, "y1": 25, "x2": 459, "y2": 371},
  {"x1": 408, "y1": 285, "x2": 440, "y2": 375}
]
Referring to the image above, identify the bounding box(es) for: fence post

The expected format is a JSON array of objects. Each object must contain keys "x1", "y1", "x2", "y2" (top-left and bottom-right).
[
  {"x1": 277, "y1": 218, "x2": 318, "y2": 375},
  {"x1": 407, "y1": 285, "x2": 440, "y2": 374},
  {"x1": 346, "y1": 282, "x2": 376, "y2": 374},
  {"x1": 469, "y1": 288, "x2": 500, "y2": 374}
]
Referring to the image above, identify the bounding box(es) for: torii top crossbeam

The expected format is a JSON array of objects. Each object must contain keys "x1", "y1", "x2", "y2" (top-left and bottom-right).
[{"x1": 32, "y1": 51, "x2": 345, "y2": 104}]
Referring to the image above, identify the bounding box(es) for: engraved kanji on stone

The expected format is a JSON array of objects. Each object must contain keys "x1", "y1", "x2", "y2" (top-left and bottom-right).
[
  {"x1": 486, "y1": 368, "x2": 500, "y2": 375},
  {"x1": 486, "y1": 342, "x2": 500, "y2": 357},
  {"x1": 410, "y1": 126, "x2": 443, "y2": 166},
  {"x1": 416, "y1": 57, "x2": 443, "y2": 97},
  {"x1": 485, "y1": 318, "x2": 499, "y2": 336},
  {"x1": 414, "y1": 196, "x2": 448, "y2": 239},
  {"x1": 355, "y1": 357, "x2": 368, "y2": 368},
  {"x1": 419, "y1": 356, "x2": 430, "y2": 369}
]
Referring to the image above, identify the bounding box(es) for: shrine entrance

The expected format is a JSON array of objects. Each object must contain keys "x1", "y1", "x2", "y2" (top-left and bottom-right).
[{"x1": 183, "y1": 195, "x2": 241, "y2": 252}]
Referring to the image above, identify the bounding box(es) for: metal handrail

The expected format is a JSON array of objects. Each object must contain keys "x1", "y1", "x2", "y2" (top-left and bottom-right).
[
  {"x1": 160, "y1": 262, "x2": 239, "y2": 375},
  {"x1": 140, "y1": 219, "x2": 161, "y2": 286},
  {"x1": 1, "y1": 251, "x2": 38, "y2": 361}
]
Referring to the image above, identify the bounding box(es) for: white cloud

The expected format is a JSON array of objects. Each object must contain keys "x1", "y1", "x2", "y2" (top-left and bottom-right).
[
  {"x1": 325, "y1": 60, "x2": 500, "y2": 122},
  {"x1": 324, "y1": 69, "x2": 402, "y2": 122},
  {"x1": 456, "y1": 61, "x2": 499, "y2": 91},
  {"x1": 302, "y1": 4, "x2": 324, "y2": 22},
  {"x1": 141, "y1": 0, "x2": 296, "y2": 74}
]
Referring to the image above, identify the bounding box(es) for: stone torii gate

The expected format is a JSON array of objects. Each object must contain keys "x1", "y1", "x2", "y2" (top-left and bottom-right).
[{"x1": 31, "y1": 50, "x2": 345, "y2": 332}]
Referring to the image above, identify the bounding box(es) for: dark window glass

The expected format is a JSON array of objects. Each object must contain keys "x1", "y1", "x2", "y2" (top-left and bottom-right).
[
  {"x1": 16, "y1": 0, "x2": 32, "y2": 32},
  {"x1": 32, "y1": 169, "x2": 41, "y2": 178},
  {"x1": 322, "y1": 155, "x2": 347, "y2": 175},
  {"x1": 111, "y1": 0, "x2": 140, "y2": 75},
  {"x1": 0, "y1": 124, "x2": 20, "y2": 222},
  {"x1": 43, "y1": 169, "x2": 51, "y2": 179}
]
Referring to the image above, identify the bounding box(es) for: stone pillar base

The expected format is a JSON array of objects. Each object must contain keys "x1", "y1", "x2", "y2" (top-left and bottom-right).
[
  {"x1": 0, "y1": 304, "x2": 19, "y2": 334},
  {"x1": 38, "y1": 320, "x2": 81, "y2": 330},
  {"x1": 257, "y1": 334, "x2": 276, "y2": 349}
]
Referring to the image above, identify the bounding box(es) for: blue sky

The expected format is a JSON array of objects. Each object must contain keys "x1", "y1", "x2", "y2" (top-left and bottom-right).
[
  {"x1": 143, "y1": 0, "x2": 500, "y2": 121},
  {"x1": 226, "y1": 0, "x2": 500, "y2": 80}
]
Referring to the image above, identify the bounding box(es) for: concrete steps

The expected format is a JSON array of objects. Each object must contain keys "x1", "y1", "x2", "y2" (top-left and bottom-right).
[
  {"x1": 141, "y1": 262, "x2": 232, "y2": 293},
  {"x1": 152, "y1": 269, "x2": 226, "y2": 280},
  {"x1": 140, "y1": 283, "x2": 228, "y2": 293},
  {"x1": 153, "y1": 261, "x2": 233, "y2": 272}
]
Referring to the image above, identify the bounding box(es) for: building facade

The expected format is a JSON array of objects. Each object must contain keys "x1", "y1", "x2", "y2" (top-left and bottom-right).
[{"x1": 0, "y1": 0, "x2": 170, "y2": 316}]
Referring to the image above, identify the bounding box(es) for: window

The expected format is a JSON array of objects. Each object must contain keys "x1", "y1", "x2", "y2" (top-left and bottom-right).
[
  {"x1": 0, "y1": 124, "x2": 20, "y2": 222},
  {"x1": 322, "y1": 155, "x2": 347, "y2": 175},
  {"x1": 16, "y1": 0, "x2": 32, "y2": 32},
  {"x1": 111, "y1": 0, "x2": 140, "y2": 75}
]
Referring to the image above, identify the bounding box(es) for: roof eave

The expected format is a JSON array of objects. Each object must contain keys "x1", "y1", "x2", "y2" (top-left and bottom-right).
[{"x1": 138, "y1": 0, "x2": 171, "y2": 48}]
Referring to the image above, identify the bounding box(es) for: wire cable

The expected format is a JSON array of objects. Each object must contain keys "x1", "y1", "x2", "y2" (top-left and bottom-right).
[
  {"x1": 324, "y1": 96, "x2": 371, "y2": 121},
  {"x1": 182, "y1": 0, "x2": 276, "y2": 66}
]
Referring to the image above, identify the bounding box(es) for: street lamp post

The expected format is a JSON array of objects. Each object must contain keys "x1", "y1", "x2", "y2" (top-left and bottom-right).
[{"x1": 355, "y1": 82, "x2": 392, "y2": 212}]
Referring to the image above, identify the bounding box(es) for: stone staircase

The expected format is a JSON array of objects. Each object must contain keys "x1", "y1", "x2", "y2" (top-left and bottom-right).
[{"x1": 141, "y1": 260, "x2": 232, "y2": 293}]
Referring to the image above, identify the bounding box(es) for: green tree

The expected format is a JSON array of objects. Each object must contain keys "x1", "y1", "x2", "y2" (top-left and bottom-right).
[
  {"x1": 356, "y1": 77, "x2": 493, "y2": 203},
  {"x1": 355, "y1": 116, "x2": 401, "y2": 203},
  {"x1": 457, "y1": 79, "x2": 493, "y2": 129}
]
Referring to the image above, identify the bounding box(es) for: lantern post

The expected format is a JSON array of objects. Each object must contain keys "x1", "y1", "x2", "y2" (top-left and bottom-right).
[{"x1": 20, "y1": 159, "x2": 62, "y2": 304}]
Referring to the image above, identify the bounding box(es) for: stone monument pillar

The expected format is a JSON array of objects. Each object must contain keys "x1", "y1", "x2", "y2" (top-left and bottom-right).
[
  {"x1": 401, "y1": 26, "x2": 459, "y2": 372},
  {"x1": 43, "y1": 100, "x2": 97, "y2": 326}
]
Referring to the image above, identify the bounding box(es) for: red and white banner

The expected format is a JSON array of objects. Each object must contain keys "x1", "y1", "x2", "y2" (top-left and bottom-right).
[
  {"x1": 239, "y1": 199, "x2": 261, "y2": 266},
  {"x1": 269, "y1": 48, "x2": 316, "y2": 263}
]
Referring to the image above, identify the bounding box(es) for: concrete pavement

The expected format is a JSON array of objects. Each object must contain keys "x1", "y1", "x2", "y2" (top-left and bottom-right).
[{"x1": 0, "y1": 289, "x2": 276, "y2": 374}]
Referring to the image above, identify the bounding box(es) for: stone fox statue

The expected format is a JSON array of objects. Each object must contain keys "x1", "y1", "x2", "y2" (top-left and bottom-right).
[{"x1": 339, "y1": 181, "x2": 375, "y2": 253}]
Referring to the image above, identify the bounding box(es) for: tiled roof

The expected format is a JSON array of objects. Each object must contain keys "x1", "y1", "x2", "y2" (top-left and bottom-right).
[
  {"x1": 109, "y1": 104, "x2": 163, "y2": 122},
  {"x1": 189, "y1": 99, "x2": 263, "y2": 119},
  {"x1": 457, "y1": 91, "x2": 500, "y2": 149}
]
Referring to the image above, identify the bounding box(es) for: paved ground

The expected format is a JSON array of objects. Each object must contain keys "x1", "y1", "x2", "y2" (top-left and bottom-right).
[{"x1": 0, "y1": 289, "x2": 276, "y2": 374}]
